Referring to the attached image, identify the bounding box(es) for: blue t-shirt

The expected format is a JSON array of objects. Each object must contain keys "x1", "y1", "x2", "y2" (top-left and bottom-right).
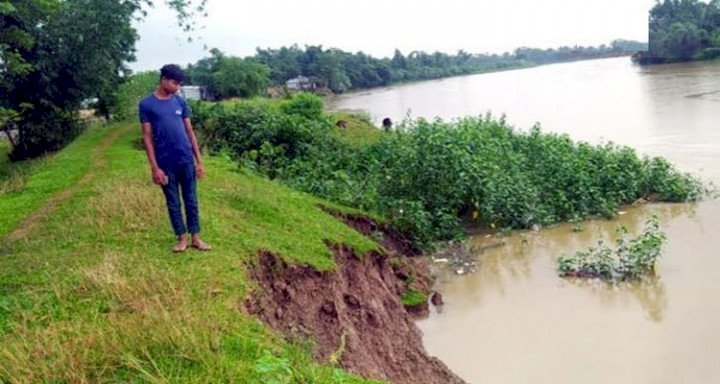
[{"x1": 139, "y1": 93, "x2": 194, "y2": 169}]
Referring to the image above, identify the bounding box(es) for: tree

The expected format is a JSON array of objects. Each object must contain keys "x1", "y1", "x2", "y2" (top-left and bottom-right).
[
  {"x1": 0, "y1": 0, "x2": 206, "y2": 160},
  {"x1": 212, "y1": 57, "x2": 270, "y2": 99},
  {"x1": 186, "y1": 48, "x2": 224, "y2": 87},
  {"x1": 636, "y1": 0, "x2": 720, "y2": 64}
]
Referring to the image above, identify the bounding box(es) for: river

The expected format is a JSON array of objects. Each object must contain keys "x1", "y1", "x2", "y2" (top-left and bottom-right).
[{"x1": 328, "y1": 57, "x2": 720, "y2": 383}]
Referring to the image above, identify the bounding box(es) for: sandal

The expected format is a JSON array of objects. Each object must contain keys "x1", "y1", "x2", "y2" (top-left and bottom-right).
[
  {"x1": 172, "y1": 242, "x2": 188, "y2": 253},
  {"x1": 191, "y1": 241, "x2": 212, "y2": 251}
]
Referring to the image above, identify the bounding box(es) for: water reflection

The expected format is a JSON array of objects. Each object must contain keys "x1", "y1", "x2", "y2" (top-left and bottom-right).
[
  {"x1": 418, "y1": 202, "x2": 719, "y2": 383},
  {"x1": 461, "y1": 203, "x2": 696, "y2": 313},
  {"x1": 562, "y1": 275, "x2": 667, "y2": 322}
]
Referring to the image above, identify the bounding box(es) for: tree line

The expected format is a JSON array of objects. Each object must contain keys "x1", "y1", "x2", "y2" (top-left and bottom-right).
[
  {"x1": 1, "y1": 0, "x2": 647, "y2": 162},
  {"x1": 186, "y1": 40, "x2": 646, "y2": 97},
  {"x1": 0, "y1": 0, "x2": 205, "y2": 160},
  {"x1": 634, "y1": 0, "x2": 720, "y2": 64}
]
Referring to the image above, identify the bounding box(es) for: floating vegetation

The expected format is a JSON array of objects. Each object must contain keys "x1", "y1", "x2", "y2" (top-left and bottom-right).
[{"x1": 558, "y1": 216, "x2": 665, "y2": 281}]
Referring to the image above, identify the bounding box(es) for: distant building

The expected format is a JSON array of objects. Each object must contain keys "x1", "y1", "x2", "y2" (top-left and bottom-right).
[
  {"x1": 285, "y1": 76, "x2": 315, "y2": 91},
  {"x1": 179, "y1": 86, "x2": 210, "y2": 101}
]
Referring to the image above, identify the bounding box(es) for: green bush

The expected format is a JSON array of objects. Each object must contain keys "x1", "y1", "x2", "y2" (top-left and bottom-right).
[
  {"x1": 280, "y1": 92, "x2": 324, "y2": 120},
  {"x1": 113, "y1": 71, "x2": 158, "y2": 121},
  {"x1": 191, "y1": 97, "x2": 704, "y2": 248},
  {"x1": 558, "y1": 216, "x2": 666, "y2": 281},
  {"x1": 10, "y1": 109, "x2": 84, "y2": 161}
]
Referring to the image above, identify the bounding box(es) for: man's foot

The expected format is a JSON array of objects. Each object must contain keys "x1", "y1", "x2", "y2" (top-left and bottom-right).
[
  {"x1": 191, "y1": 240, "x2": 212, "y2": 251},
  {"x1": 190, "y1": 233, "x2": 212, "y2": 251},
  {"x1": 190, "y1": 235, "x2": 212, "y2": 251},
  {"x1": 172, "y1": 235, "x2": 188, "y2": 253},
  {"x1": 172, "y1": 241, "x2": 188, "y2": 253}
]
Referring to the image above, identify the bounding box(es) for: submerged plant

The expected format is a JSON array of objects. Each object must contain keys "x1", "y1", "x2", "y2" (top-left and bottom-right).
[{"x1": 557, "y1": 216, "x2": 666, "y2": 281}]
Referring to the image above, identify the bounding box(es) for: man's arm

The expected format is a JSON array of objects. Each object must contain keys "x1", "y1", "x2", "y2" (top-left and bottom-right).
[
  {"x1": 142, "y1": 122, "x2": 167, "y2": 185},
  {"x1": 183, "y1": 117, "x2": 205, "y2": 179}
]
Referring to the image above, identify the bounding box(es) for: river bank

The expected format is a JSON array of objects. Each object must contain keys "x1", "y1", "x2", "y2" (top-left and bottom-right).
[{"x1": 0, "y1": 122, "x2": 465, "y2": 383}]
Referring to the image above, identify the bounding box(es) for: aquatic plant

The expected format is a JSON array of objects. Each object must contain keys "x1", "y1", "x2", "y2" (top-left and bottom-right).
[{"x1": 557, "y1": 216, "x2": 666, "y2": 281}]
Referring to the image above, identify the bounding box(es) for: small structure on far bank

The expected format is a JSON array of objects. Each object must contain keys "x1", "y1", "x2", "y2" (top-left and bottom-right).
[
  {"x1": 285, "y1": 76, "x2": 316, "y2": 92},
  {"x1": 179, "y1": 85, "x2": 210, "y2": 101}
]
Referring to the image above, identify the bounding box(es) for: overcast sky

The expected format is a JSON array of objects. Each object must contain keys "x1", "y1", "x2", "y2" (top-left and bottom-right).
[{"x1": 131, "y1": 0, "x2": 654, "y2": 71}]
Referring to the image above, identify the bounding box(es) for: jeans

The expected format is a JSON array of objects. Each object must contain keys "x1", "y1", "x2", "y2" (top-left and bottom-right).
[{"x1": 160, "y1": 162, "x2": 200, "y2": 236}]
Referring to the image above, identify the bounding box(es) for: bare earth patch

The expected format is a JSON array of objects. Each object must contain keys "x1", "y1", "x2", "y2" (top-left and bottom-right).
[{"x1": 245, "y1": 216, "x2": 466, "y2": 384}]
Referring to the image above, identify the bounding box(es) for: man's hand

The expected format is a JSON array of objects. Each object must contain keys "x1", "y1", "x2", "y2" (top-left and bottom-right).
[
  {"x1": 196, "y1": 163, "x2": 205, "y2": 180},
  {"x1": 152, "y1": 167, "x2": 168, "y2": 185}
]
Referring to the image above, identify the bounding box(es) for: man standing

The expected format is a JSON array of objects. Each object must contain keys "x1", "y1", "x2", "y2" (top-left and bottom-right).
[{"x1": 139, "y1": 64, "x2": 211, "y2": 252}]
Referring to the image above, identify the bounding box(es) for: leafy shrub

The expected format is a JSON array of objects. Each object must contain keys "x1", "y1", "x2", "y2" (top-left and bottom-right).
[
  {"x1": 557, "y1": 216, "x2": 666, "y2": 281},
  {"x1": 191, "y1": 96, "x2": 704, "y2": 248},
  {"x1": 280, "y1": 92, "x2": 323, "y2": 120},
  {"x1": 112, "y1": 71, "x2": 158, "y2": 121},
  {"x1": 10, "y1": 109, "x2": 84, "y2": 161}
]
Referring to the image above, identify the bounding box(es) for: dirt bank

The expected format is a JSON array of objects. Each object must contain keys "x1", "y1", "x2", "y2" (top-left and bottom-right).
[{"x1": 244, "y1": 213, "x2": 465, "y2": 384}]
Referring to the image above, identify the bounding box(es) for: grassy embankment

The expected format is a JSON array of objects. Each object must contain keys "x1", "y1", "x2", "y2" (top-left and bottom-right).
[{"x1": 0, "y1": 123, "x2": 384, "y2": 383}]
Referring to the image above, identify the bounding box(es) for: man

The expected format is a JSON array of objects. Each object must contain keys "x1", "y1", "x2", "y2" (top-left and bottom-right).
[{"x1": 139, "y1": 64, "x2": 211, "y2": 252}]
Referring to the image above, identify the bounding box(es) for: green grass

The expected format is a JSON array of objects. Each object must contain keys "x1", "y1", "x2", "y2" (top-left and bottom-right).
[
  {"x1": 329, "y1": 111, "x2": 383, "y2": 148},
  {"x1": 0, "y1": 122, "x2": 382, "y2": 383},
  {"x1": 0, "y1": 138, "x2": 9, "y2": 169},
  {"x1": 400, "y1": 289, "x2": 428, "y2": 307},
  {"x1": 0, "y1": 124, "x2": 120, "y2": 237},
  {"x1": 0, "y1": 138, "x2": 48, "y2": 197}
]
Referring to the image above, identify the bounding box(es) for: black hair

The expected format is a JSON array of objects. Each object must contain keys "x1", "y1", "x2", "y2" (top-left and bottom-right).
[{"x1": 160, "y1": 64, "x2": 185, "y2": 83}]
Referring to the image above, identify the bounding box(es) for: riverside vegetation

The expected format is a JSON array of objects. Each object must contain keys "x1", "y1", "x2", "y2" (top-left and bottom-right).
[
  {"x1": 634, "y1": 0, "x2": 720, "y2": 64},
  {"x1": 557, "y1": 216, "x2": 666, "y2": 281},
  {"x1": 189, "y1": 93, "x2": 703, "y2": 247},
  {"x1": 0, "y1": 79, "x2": 704, "y2": 382}
]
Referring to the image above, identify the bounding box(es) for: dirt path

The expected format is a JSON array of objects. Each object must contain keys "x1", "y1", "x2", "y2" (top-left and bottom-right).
[{"x1": 5, "y1": 125, "x2": 128, "y2": 242}]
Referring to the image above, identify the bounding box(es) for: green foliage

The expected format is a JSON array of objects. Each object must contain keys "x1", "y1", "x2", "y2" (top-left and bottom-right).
[
  {"x1": 253, "y1": 353, "x2": 292, "y2": 384},
  {"x1": 185, "y1": 47, "x2": 224, "y2": 91},
  {"x1": 212, "y1": 57, "x2": 271, "y2": 99},
  {"x1": 0, "y1": 0, "x2": 205, "y2": 160},
  {"x1": 400, "y1": 290, "x2": 428, "y2": 307},
  {"x1": 558, "y1": 217, "x2": 666, "y2": 281},
  {"x1": 185, "y1": 49, "x2": 272, "y2": 100},
  {"x1": 203, "y1": 41, "x2": 648, "y2": 95},
  {"x1": 192, "y1": 97, "x2": 704, "y2": 248},
  {"x1": 0, "y1": 123, "x2": 109, "y2": 237},
  {"x1": 0, "y1": 122, "x2": 380, "y2": 382},
  {"x1": 1, "y1": 0, "x2": 137, "y2": 159},
  {"x1": 280, "y1": 92, "x2": 323, "y2": 120},
  {"x1": 189, "y1": 95, "x2": 335, "y2": 168},
  {"x1": 635, "y1": 0, "x2": 720, "y2": 64},
  {"x1": 112, "y1": 71, "x2": 158, "y2": 121},
  {"x1": 328, "y1": 111, "x2": 383, "y2": 148}
]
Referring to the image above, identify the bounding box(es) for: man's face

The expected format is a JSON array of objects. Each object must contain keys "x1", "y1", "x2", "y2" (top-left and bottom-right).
[{"x1": 161, "y1": 77, "x2": 182, "y2": 94}]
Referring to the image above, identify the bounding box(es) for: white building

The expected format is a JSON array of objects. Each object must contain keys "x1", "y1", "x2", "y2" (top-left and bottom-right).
[
  {"x1": 285, "y1": 76, "x2": 315, "y2": 91},
  {"x1": 179, "y1": 86, "x2": 208, "y2": 100}
]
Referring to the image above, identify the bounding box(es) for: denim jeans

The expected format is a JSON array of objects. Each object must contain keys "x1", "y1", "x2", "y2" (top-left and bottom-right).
[{"x1": 160, "y1": 162, "x2": 200, "y2": 236}]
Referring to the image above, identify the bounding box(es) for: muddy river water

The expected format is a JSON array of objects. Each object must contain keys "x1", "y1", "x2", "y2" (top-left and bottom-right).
[{"x1": 329, "y1": 57, "x2": 720, "y2": 383}]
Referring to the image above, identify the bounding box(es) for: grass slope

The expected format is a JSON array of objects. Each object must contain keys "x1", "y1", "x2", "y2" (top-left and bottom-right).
[{"x1": 0, "y1": 122, "x2": 381, "y2": 383}]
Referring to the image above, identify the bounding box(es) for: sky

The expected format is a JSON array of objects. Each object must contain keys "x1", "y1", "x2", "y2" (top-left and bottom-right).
[{"x1": 131, "y1": 0, "x2": 655, "y2": 71}]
